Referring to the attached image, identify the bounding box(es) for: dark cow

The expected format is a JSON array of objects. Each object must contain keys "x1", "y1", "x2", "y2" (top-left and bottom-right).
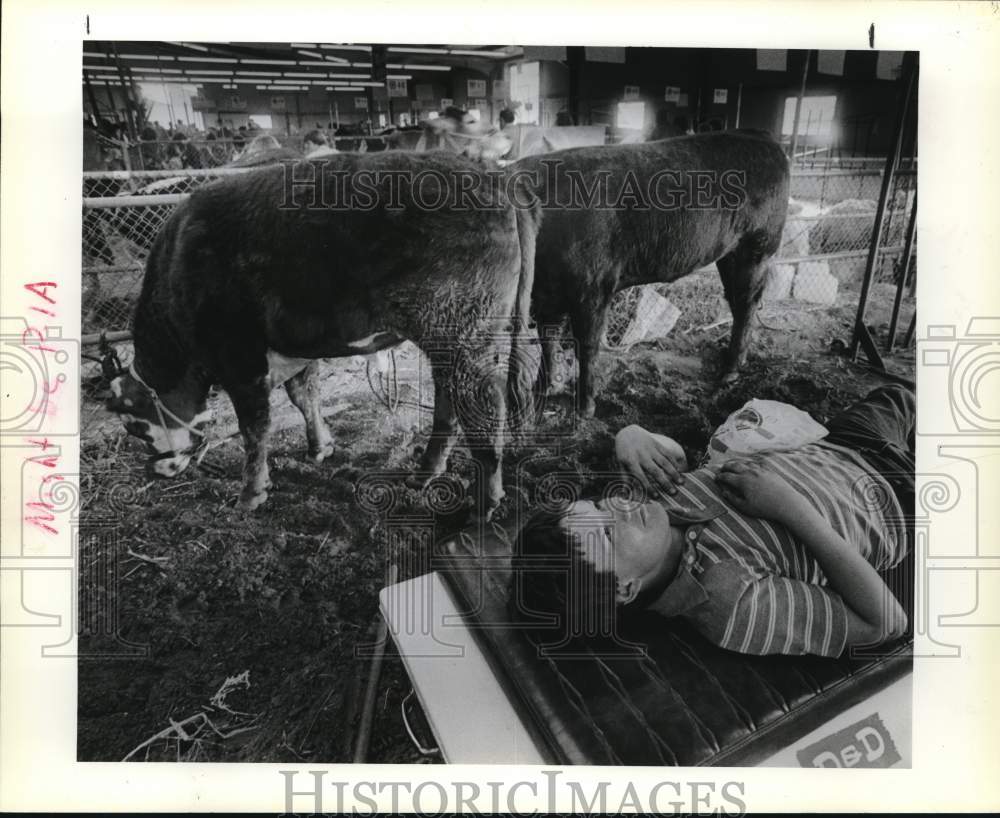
[
  {"x1": 514, "y1": 131, "x2": 789, "y2": 416},
  {"x1": 106, "y1": 151, "x2": 540, "y2": 517}
]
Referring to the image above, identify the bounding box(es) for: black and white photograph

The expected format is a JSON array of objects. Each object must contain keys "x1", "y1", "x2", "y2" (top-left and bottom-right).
[
  {"x1": 78, "y1": 41, "x2": 917, "y2": 767},
  {"x1": 2, "y1": 1, "x2": 999, "y2": 812}
]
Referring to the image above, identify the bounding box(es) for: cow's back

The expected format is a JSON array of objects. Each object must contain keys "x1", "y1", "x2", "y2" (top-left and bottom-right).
[
  {"x1": 136, "y1": 151, "x2": 528, "y2": 360},
  {"x1": 514, "y1": 131, "x2": 789, "y2": 302}
]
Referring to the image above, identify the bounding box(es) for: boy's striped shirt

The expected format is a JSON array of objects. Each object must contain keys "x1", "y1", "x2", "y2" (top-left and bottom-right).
[{"x1": 648, "y1": 442, "x2": 907, "y2": 657}]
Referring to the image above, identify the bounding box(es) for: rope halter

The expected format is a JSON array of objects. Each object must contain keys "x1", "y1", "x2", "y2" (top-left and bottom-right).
[{"x1": 127, "y1": 362, "x2": 208, "y2": 460}]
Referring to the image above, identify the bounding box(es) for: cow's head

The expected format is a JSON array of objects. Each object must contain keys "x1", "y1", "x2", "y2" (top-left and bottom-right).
[{"x1": 106, "y1": 368, "x2": 212, "y2": 477}]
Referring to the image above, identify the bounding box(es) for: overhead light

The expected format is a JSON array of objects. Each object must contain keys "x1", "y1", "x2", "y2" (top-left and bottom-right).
[
  {"x1": 350, "y1": 62, "x2": 373, "y2": 68},
  {"x1": 179, "y1": 56, "x2": 238, "y2": 63},
  {"x1": 119, "y1": 53, "x2": 169, "y2": 60},
  {"x1": 83, "y1": 64, "x2": 112, "y2": 71},
  {"x1": 349, "y1": 81, "x2": 383, "y2": 87},
  {"x1": 402, "y1": 63, "x2": 451, "y2": 71},
  {"x1": 187, "y1": 69, "x2": 234, "y2": 75},
  {"x1": 319, "y1": 44, "x2": 371, "y2": 52},
  {"x1": 95, "y1": 74, "x2": 120, "y2": 80},
  {"x1": 387, "y1": 74, "x2": 412, "y2": 80},
  {"x1": 291, "y1": 43, "x2": 316, "y2": 48},
  {"x1": 240, "y1": 58, "x2": 297, "y2": 65},
  {"x1": 388, "y1": 47, "x2": 448, "y2": 55},
  {"x1": 223, "y1": 84, "x2": 236, "y2": 89},
  {"x1": 324, "y1": 55, "x2": 350, "y2": 64},
  {"x1": 166, "y1": 42, "x2": 209, "y2": 52},
  {"x1": 82, "y1": 51, "x2": 106, "y2": 58},
  {"x1": 237, "y1": 71, "x2": 282, "y2": 76},
  {"x1": 448, "y1": 49, "x2": 509, "y2": 58},
  {"x1": 283, "y1": 72, "x2": 318, "y2": 77},
  {"x1": 297, "y1": 50, "x2": 323, "y2": 59},
  {"x1": 268, "y1": 86, "x2": 300, "y2": 91}
]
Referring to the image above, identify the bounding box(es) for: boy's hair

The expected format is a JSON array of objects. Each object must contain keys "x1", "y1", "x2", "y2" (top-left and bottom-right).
[{"x1": 511, "y1": 504, "x2": 649, "y2": 651}]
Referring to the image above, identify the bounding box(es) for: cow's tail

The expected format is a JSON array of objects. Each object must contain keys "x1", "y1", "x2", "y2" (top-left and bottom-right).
[{"x1": 506, "y1": 174, "x2": 542, "y2": 435}]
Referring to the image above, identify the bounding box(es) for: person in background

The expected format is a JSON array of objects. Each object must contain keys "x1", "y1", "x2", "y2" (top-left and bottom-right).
[
  {"x1": 499, "y1": 108, "x2": 516, "y2": 130},
  {"x1": 303, "y1": 128, "x2": 338, "y2": 158},
  {"x1": 138, "y1": 125, "x2": 162, "y2": 170}
]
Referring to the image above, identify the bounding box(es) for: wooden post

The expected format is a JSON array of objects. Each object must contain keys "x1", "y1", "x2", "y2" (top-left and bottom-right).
[
  {"x1": 887, "y1": 190, "x2": 917, "y2": 352},
  {"x1": 112, "y1": 44, "x2": 138, "y2": 143},
  {"x1": 788, "y1": 50, "x2": 811, "y2": 160},
  {"x1": 84, "y1": 73, "x2": 102, "y2": 124},
  {"x1": 567, "y1": 46, "x2": 585, "y2": 126}
]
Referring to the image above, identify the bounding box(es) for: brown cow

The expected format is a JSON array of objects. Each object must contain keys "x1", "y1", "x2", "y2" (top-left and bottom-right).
[
  {"x1": 513, "y1": 131, "x2": 790, "y2": 416},
  {"x1": 107, "y1": 151, "x2": 540, "y2": 518}
]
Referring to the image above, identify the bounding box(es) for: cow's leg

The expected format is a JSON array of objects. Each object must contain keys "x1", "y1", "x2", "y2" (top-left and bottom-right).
[
  {"x1": 716, "y1": 244, "x2": 770, "y2": 383},
  {"x1": 569, "y1": 298, "x2": 612, "y2": 418},
  {"x1": 284, "y1": 362, "x2": 334, "y2": 463},
  {"x1": 451, "y1": 345, "x2": 507, "y2": 519},
  {"x1": 227, "y1": 375, "x2": 273, "y2": 511},
  {"x1": 417, "y1": 359, "x2": 460, "y2": 477},
  {"x1": 533, "y1": 312, "x2": 565, "y2": 400}
]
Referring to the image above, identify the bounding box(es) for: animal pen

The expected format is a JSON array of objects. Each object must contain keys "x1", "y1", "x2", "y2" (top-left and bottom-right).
[
  {"x1": 81, "y1": 144, "x2": 917, "y2": 460},
  {"x1": 78, "y1": 128, "x2": 917, "y2": 764}
]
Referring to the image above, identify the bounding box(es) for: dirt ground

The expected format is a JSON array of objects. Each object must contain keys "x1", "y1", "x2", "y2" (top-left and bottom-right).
[{"x1": 77, "y1": 269, "x2": 914, "y2": 763}]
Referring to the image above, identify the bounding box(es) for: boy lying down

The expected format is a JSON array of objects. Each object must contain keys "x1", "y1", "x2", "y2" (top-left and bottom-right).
[{"x1": 514, "y1": 385, "x2": 915, "y2": 658}]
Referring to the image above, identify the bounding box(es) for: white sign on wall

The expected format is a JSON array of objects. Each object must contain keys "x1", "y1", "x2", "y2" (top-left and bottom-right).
[
  {"x1": 440, "y1": 98, "x2": 454, "y2": 109},
  {"x1": 664, "y1": 86, "x2": 681, "y2": 103},
  {"x1": 354, "y1": 96, "x2": 369, "y2": 111},
  {"x1": 713, "y1": 88, "x2": 729, "y2": 104},
  {"x1": 229, "y1": 94, "x2": 247, "y2": 111},
  {"x1": 624, "y1": 85, "x2": 641, "y2": 101},
  {"x1": 387, "y1": 78, "x2": 408, "y2": 98},
  {"x1": 270, "y1": 95, "x2": 286, "y2": 111},
  {"x1": 467, "y1": 79, "x2": 487, "y2": 98}
]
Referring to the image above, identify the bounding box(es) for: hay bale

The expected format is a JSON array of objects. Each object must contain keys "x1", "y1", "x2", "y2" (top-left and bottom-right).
[
  {"x1": 763, "y1": 263, "x2": 796, "y2": 301},
  {"x1": 812, "y1": 193, "x2": 913, "y2": 256},
  {"x1": 811, "y1": 199, "x2": 877, "y2": 254},
  {"x1": 793, "y1": 261, "x2": 838, "y2": 305}
]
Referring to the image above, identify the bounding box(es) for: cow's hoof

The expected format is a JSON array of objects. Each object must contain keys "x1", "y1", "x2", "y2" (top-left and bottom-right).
[
  {"x1": 238, "y1": 489, "x2": 269, "y2": 511},
  {"x1": 311, "y1": 442, "x2": 335, "y2": 464}
]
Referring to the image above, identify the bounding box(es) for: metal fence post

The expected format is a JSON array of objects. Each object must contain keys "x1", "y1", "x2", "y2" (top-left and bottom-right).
[{"x1": 850, "y1": 52, "x2": 917, "y2": 366}]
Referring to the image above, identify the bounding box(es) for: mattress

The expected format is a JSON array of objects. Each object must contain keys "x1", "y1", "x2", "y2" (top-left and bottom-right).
[{"x1": 434, "y1": 524, "x2": 913, "y2": 766}]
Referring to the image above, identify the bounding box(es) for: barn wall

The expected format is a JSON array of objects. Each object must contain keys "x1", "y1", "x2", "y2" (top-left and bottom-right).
[{"x1": 519, "y1": 48, "x2": 914, "y2": 155}]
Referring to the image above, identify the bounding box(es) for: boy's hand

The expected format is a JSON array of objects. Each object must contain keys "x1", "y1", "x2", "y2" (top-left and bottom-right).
[
  {"x1": 715, "y1": 458, "x2": 807, "y2": 523},
  {"x1": 615, "y1": 425, "x2": 685, "y2": 495}
]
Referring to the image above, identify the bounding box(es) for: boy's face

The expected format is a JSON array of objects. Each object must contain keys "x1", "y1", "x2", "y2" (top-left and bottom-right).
[{"x1": 561, "y1": 499, "x2": 675, "y2": 601}]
